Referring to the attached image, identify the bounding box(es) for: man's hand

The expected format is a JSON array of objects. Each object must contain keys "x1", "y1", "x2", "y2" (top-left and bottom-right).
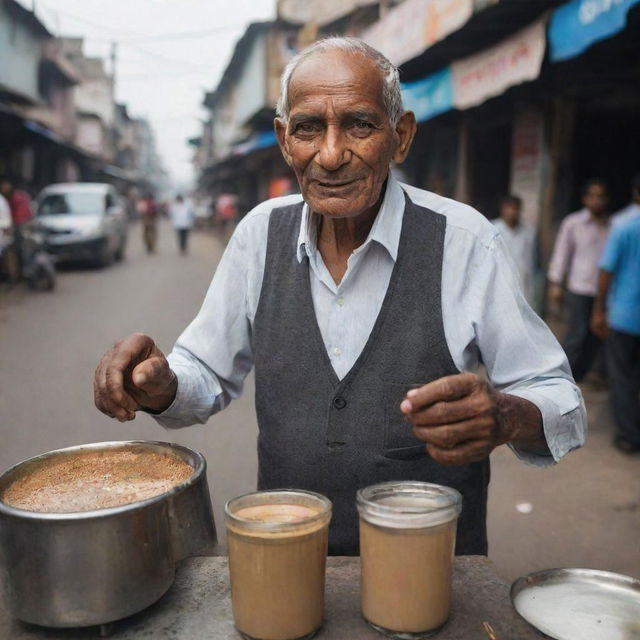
[
  {"x1": 548, "y1": 283, "x2": 564, "y2": 307},
  {"x1": 94, "y1": 333, "x2": 177, "y2": 422},
  {"x1": 400, "y1": 372, "x2": 544, "y2": 465},
  {"x1": 590, "y1": 309, "x2": 608, "y2": 340}
]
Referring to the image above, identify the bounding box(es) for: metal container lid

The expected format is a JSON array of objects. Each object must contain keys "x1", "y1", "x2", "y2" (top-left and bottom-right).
[{"x1": 511, "y1": 568, "x2": 640, "y2": 640}]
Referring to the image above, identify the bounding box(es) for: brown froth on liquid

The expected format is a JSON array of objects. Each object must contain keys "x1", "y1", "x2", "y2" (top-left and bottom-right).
[{"x1": 1, "y1": 450, "x2": 193, "y2": 512}]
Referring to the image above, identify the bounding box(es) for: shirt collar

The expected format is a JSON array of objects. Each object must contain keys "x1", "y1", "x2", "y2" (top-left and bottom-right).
[{"x1": 296, "y1": 172, "x2": 405, "y2": 263}]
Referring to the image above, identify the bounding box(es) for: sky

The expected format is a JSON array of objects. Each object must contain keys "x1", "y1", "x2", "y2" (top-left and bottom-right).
[{"x1": 19, "y1": 0, "x2": 276, "y2": 186}]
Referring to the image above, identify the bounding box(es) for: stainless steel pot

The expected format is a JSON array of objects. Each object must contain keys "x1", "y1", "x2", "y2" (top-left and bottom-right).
[{"x1": 0, "y1": 440, "x2": 217, "y2": 628}]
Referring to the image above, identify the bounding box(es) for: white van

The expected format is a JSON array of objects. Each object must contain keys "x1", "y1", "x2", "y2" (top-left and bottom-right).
[{"x1": 35, "y1": 183, "x2": 128, "y2": 267}]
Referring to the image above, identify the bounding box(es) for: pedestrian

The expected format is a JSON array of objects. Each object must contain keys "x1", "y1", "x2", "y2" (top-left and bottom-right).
[
  {"x1": 0, "y1": 190, "x2": 10, "y2": 231},
  {"x1": 137, "y1": 193, "x2": 159, "y2": 254},
  {"x1": 547, "y1": 178, "x2": 610, "y2": 381},
  {"x1": 169, "y1": 194, "x2": 195, "y2": 255},
  {"x1": 0, "y1": 190, "x2": 16, "y2": 283},
  {"x1": 612, "y1": 173, "x2": 640, "y2": 227},
  {"x1": 0, "y1": 178, "x2": 33, "y2": 279},
  {"x1": 95, "y1": 37, "x2": 585, "y2": 556},
  {"x1": 492, "y1": 195, "x2": 537, "y2": 308},
  {"x1": 591, "y1": 215, "x2": 640, "y2": 454},
  {"x1": 214, "y1": 193, "x2": 239, "y2": 244}
]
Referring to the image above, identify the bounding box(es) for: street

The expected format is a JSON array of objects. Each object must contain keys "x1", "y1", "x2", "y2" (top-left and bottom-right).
[{"x1": 1, "y1": 219, "x2": 638, "y2": 583}]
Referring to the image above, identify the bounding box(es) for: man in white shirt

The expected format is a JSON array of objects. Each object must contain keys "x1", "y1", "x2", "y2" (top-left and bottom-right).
[
  {"x1": 492, "y1": 195, "x2": 537, "y2": 308},
  {"x1": 169, "y1": 194, "x2": 195, "y2": 255},
  {"x1": 0, "y1": 191, "x2": 11, "y2": 233},
  {"x1": 94, "y1": 38, "x2": 585, "y2": 555},
  {"x1": 0, "y1": 191, "x2": 15, "y2": 280}
]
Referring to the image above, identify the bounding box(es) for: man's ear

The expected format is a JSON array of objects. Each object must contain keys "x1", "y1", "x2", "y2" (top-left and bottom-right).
[
  {"x1": 275, "y1": 118, "x2": 293, "y2": 167},
  {"x1": 392, "y1": 111, "x2": 417, "y2": 164}
]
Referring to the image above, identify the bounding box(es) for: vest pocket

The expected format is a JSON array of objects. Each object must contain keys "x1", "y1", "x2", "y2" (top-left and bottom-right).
[{"x1": 383, "y1": 382, "x2": 428, "y2": 460}]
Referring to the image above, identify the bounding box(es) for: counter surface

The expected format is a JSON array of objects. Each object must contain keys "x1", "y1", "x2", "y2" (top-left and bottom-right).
[{"x1": 0, "y1": 556, "x2": 548, "y2": 639}]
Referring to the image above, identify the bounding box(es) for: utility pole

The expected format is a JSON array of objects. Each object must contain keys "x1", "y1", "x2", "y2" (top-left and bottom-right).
[{"x1": 110, "y1": 42, "x2": 118, "y2": 94}]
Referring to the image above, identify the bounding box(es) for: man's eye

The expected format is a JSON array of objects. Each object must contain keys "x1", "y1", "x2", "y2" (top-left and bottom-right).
[{"x1": 294, "y1": 122, "x2": 321, "y2": 133}]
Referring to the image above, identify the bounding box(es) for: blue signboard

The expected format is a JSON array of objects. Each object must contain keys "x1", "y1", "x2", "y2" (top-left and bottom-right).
[
  {"x1": 549, "y1": 0, "x2": 640, "y2": 62},
  {"x1": 401, "y1": 68, "x2": 454, "y2": 123}
]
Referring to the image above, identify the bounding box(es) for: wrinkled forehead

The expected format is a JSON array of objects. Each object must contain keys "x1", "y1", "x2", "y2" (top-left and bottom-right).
[{"x1": 287, "y1": 50, "x2": 385, "y2": 113}]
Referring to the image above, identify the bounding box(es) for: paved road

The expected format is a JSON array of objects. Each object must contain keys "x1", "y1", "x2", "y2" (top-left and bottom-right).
[{"x1": 1, "y1": 219, "x2": 638, "y2": 583}]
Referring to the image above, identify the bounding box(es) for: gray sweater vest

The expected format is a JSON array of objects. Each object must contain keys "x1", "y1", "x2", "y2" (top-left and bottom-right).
[{"x1": 252, "y1": 193, "x2": 490, "y2": 555}]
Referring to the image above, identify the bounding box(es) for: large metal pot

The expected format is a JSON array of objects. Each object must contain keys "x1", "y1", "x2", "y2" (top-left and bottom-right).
[{"x1": 0, "y1": 440, "x2": 217, "y2": 628}]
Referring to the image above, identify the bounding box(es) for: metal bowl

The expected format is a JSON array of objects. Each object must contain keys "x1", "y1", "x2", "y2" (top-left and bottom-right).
[{"x1": 0, "y1": 440, "x2": 217, "y2": 628}]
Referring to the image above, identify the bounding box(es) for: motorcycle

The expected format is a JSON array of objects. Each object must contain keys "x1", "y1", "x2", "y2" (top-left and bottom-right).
[{"x1": 0, "y1": 222, "x2": 56, "y2": 291}]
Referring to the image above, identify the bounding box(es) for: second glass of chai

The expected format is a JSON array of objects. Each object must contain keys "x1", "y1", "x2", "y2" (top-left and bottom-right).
[
  {"x1": 357, "y1": 481, "x2": 462, "y2": 639},
  {"x1": 225, "y1": 489, "x2": 332, "y2": 640}
]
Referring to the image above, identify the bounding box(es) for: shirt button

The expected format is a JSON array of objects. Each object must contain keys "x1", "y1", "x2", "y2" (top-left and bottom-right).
[
  {"x1": 333, "y1": 396, "x2": 347, "y2": 410},
  {"x1": 333, "y1": 347, "x2": 341, "y2": 356},
  {"x1": 337, "y1": 296, "x2": 345, "y2": 306}
]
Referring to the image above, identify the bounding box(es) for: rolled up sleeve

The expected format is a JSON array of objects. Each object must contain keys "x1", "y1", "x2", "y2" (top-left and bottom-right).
[
  {"x1": 153, "y1": 219, "x2": 258, "y2": 428},
  {"x1": 470, "y1": 233, "x2": 587, "y2": 466}
]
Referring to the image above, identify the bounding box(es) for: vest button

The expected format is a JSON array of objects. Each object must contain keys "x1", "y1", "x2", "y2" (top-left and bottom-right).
[{"x1": 333, "y1": 396, "x2": 347, "y2": 410}]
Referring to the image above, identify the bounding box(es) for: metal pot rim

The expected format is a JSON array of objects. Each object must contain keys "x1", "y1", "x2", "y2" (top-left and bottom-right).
[{"x1": 0, "y1": 440, "x2": 205, "y2": 521}]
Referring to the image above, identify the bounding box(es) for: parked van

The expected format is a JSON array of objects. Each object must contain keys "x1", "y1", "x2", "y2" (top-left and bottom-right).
[{"x1": 34, "y1": 183, "x2": 128, "y2": 267}]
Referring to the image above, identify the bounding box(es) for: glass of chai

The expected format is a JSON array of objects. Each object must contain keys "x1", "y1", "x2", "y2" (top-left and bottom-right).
[
  {"x1": 357, "y1": 481, "x2": 462, "y2": 639},
  {"x1": 225, "y1": 489, "x2": 332, "y2": 640}
]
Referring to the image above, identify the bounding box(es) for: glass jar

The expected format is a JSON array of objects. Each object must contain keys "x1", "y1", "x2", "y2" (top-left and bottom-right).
[
  {"x1": 225, "y1": 489, "x2": 332, "y2": 640},
  {"x1": 357, "y1": 481, "x2": 462, "y2": 639}
]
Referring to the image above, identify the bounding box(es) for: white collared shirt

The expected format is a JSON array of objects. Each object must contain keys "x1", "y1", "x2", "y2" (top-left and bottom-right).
[{"x1": 159, "y1": 175, "x2": 586, "y2": 466}]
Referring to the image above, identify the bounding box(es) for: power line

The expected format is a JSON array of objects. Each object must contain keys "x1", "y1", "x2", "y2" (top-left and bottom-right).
[
  {"x1": 121, "y1": 24, "x2": 248, "y2": 43},
  {"x1": 34, "y1": 1, "x2": 250, "y2": 43}
]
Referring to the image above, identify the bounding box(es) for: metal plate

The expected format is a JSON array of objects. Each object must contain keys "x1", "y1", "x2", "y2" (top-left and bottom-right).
[{"x1": 511, "y1": 568, "x2": 640, "y2": 640}]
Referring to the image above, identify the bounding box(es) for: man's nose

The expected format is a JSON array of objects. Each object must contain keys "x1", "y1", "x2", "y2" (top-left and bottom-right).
[{"x1": 316, "y1": 125, "x2": 350, "y2": 171}]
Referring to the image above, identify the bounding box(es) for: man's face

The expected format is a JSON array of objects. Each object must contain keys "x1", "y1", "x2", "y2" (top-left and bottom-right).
[
  {"x1": 275, "y1": 51, "x2": 415, "y2": 219},
  {"x1": 500, "y1": 202, "x2": 520, "y2": 227},
  {"x1": 582, "y1": 184, "x2": 608, "y2": 216},
  {"x1": 0, "y1": 181, "x2": 11, "y2": 197}
]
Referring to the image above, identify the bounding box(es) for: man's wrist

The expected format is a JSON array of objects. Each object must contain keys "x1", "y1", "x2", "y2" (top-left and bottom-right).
[{"x1": 496, "y1": 391, "x2": 545, "y2": 450}]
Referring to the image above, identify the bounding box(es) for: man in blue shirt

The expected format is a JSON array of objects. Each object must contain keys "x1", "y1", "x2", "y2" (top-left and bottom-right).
[{"x1": 591, "y1": 215, "x2": 640, "y2": 453}]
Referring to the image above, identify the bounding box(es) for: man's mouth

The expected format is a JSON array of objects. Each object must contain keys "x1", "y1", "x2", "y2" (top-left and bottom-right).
[{"x1": 315, "y1": 178, "x2": 359, "y2": 188}]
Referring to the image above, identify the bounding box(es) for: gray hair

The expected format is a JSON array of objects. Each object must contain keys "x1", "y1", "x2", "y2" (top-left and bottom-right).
[{"x1": 276, "y1": 37, "x2": 403, "y2": 126}]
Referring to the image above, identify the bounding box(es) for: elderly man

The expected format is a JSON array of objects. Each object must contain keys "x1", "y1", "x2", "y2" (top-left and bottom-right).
[{"x1": 95, "y1": 38, "x2": 585, "y2": 556}]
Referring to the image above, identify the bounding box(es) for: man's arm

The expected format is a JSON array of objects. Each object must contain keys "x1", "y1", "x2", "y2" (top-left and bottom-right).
[
  {"x1": 94, "y1": 211, "x2": 263, "y2": 426},
  {"x1": 590, "y1": 270, "x2": 612, "y2": 339},
  {"x1": 590, "y1": 226, "x2": 620, "y2": 340},
  {"x1": 400, "y1": 373, "x2": 544, "y2": 465},
  {"x1": 403, "y1": 230, "x2": 585, "y2": 466},
  {"x1": 547, "y1": 216, "x2": 574, "y2": 307}
]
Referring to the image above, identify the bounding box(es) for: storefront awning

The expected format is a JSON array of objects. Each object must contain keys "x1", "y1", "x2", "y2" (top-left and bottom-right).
[
  {"x1": 401, "y1": 16, "x2": 546, "y2": 122},
  {"x1": 232, "y1": 130, "x2": 277, "y2": 156},
  {"x1": 548, "y1": 0, "x2": 640, "y2": 62}
]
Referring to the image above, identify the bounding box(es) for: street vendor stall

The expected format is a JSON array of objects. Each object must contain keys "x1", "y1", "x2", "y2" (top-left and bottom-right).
[{"x1": 0, "y1": 556, "x2": 546, "y2": 639}]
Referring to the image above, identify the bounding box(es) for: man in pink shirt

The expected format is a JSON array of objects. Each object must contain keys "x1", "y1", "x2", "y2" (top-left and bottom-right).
[
  {"x1": 548, "y1": 179, "x2": 610, "y2": 381},
  {"x1": 0, "y1": 179, "x2": 33, "y2": 280},
  {"x1": 0, "y1": 179, "x2": 32, "y2": 226}
]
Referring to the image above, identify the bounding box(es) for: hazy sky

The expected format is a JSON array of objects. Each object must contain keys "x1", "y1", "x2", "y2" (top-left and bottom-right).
[{"x1": 20, "y1": 0, "x2": 276, "y2": 185}]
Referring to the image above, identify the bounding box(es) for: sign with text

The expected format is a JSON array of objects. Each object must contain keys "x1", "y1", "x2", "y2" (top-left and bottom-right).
[
  {"x1": 277, "y1": 0, "x2": 373, "y2": 26},
  {"x1": 362, "y1": 0, "x2": 473, "y2": 66},
  {"x1": 451, "y1": 19, "x2": 546, "y2": 110},
  {"x1": 401, "y1": 68, "x2": 454, "y2": 123},
  {"x1": 548, "y1": 0, "x2": 640, "y2": 62}
]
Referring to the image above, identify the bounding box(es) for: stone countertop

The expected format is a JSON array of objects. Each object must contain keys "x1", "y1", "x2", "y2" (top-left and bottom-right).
[{"x1": 0, "y1": 556, "x2": 548, "y2": 639}]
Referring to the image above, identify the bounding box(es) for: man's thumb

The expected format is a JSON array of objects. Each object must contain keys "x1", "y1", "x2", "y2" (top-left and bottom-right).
[{"x1": 131, "y1": 358, "x2": 170, "y2": 394}]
